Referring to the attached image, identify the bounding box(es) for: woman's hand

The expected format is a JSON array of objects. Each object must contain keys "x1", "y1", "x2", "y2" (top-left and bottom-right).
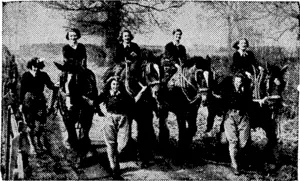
[
  {"x1": 19, "y1": 105, "x2": 23, "y2": 112},
  {"x1": 66, "y1": 96, "x2": 72, "y2": 110},
  {"x1": 245, "y1": 71, "x2": 252, "y2": 79}
]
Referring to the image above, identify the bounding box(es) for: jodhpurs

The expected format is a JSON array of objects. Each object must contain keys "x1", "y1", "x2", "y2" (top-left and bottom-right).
[
  {"x1": 224, "y1": 110, "x2": 250, "y2": 168},
  {"x1": 103, "y1": 113, "x2": 130, "y2": 172}
]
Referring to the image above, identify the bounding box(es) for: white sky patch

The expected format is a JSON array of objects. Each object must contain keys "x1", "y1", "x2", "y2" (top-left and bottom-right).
[{"x1": 2, "y1": 1, "x2": 299, "y2": 51}]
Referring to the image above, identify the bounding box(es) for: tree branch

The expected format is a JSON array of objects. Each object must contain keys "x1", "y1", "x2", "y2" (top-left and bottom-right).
[{"x1": 123, "y1": 1, "x2": 185, "y2": 12}]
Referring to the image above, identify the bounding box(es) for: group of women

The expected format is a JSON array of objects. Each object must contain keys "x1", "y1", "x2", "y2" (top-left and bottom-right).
[{"x1": 19, "y1": 27, "x2": 264, "y2": 178}]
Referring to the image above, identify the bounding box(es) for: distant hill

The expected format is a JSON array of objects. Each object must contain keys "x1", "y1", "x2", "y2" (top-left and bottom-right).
[{"x1": 17, "y1": 43, "x2": 107, "y2": 67}]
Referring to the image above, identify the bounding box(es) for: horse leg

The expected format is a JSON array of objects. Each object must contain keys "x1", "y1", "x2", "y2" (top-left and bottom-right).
[
  {"x1": 63, "y1": 111, "x2": 79, "y2": 150},
  {"x1": 264, "y1": 118, "x2": 279, "y2": 164},
  {"x1": 158, "y1": 109, "x2": 170, "y2": 154},
  {"x1": 176, "y1": 114, "x2": 192, "y2": 164},
  {"x1": 205, "y1": 105, "x2": 216, "y2": 133},
  {"x1": 136, "y1": 113, "x2": 156, "y2": 166},
  {"x1": 78, "y1": 108, "x2": 94, "y2": 156},
  {"x1": 187, "y1": 109, "x2": 198, "y2": 142},
  {"x1": 177, "y1": 115, "x2": 187, "y2": 149}
]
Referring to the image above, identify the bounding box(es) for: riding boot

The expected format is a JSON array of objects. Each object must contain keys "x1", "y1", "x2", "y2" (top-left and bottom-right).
[{"x1": 229, "y1": 143, "x2": 240, "y2": 175}]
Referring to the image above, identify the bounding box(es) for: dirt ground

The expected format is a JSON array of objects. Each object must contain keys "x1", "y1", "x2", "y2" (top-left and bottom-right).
[{"x1": 23, "y1": 106, "x2": 297, "y2": 180}]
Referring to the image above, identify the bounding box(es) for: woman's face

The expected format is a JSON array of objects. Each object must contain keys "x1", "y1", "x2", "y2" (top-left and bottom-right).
[
  {"x1": 173, "y1": 31, "x2": 182, "y2": 42},
  {"x1": 110, "y1": 80, "x2": 120, "y2": 93},
  {"x1": 122, "y1": 32, "x2": 131, "y2": 43},
  {"x1": 234, "y1": 76, "x2": 243, "y2": 90},
  {"x1": 238, "y1": 39, "x2": 247, "y2": 50},
  {"x1": 29, "y1": 65, "x2": 38, "y2": 76},
  {"x1": 68, "y1": 31, "x2": 78, "y2": 43}
]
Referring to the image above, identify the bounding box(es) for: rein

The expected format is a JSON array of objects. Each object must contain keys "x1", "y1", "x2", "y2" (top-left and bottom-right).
[
  {"x1": 176, "y1": 65, "x2": 207, "y2": 104},
  {"x1": 252, "y1": 65, "x2": 264, "y2": 99},
  {"x1": 124, "y1": 59, "x2": 133, "y2": 96}
]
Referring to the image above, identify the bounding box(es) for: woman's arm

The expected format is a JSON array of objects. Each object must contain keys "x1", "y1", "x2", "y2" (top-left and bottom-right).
[
  {"x1": 134, "y1": 83, "x2": 147, "y2": 102},
  {"x1": 43, "y1": 72, "x2": 56, "y2": 90},
  {"x1": 62, "y1": 45, "x2": 69, "y2": 63},
  {"x1": 230, "y1": 52, "x2": 240, "y2": 74},
  {"x1": 19, "y1": 73, "x2": 28, "y2": 104},
  {"x1": 114, "y1": 44, "x2": 124, "y2": 64},
  {"x1": 94, "y1": 92, "x2": 106, "y2": 116},
  {"x1": 81, "y1": 44, "x2": 87, "y2": 68}
]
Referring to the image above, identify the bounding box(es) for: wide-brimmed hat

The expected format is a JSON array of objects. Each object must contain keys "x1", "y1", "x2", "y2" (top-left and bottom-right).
[{"x1": 27, "y1": 57, "x2": 45, "y2": 69}]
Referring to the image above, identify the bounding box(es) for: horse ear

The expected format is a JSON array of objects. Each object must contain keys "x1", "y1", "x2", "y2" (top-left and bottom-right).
[
  {"x1": 206, "y1": 55, "x2": 211, "y2": 61},
  {"x1": 54, "y1": 62, "x2": 64, "y2": 71},
  {"x1": 281, "y1": 64, "x2": 288, "y2": 74},
  {"x1": 265, "y1": 61, "x2": 271, "y2": 74}
]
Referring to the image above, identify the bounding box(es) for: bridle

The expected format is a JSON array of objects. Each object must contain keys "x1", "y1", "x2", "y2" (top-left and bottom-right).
[{"x1": 176, "y1": 65, "x2": 209, "y2": 104}]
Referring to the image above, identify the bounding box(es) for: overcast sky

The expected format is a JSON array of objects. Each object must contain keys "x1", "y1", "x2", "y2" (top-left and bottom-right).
[{"x1": 2, "y1": 2, "x2": 299, "y2": 52}]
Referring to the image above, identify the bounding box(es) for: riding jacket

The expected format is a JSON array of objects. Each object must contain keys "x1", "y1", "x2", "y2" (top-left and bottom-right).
[
  {"x1": 20, "y1": 71, "x2": 55, "y2": 103},
  {"x1": 163, "y1": 42, "x2": 187, "y2": 66},
  {"x1": 231, "y1": 50, "x2": 259, "y2": 75},
  {"x1": 62, "y1": 43, "x2": 87, "y2": 68},
  {"x1": 114, "y1": 42, "x2": 141, "y2": 64},
  {"x1": 222, "y1": 81, "x2": 252, "y2": 115},
  {"x1": 96, "y1": 90, "x2": 135, "y2": 116}
]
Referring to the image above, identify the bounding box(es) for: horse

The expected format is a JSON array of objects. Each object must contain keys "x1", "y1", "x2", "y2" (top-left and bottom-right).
[
  {"x1": 53, "y1": 61, "x2": 98, "y2": 159},
  {"x1": 103, "y1": 49, "x2": 163, "y2": 160},
  {"x1": 250, "y1": 64, "x2": 288, "y2": 153},
  {"x1": 206, "y1": 63, "x2": 288, "y2": 163},
  {"x1": 158, "y1": 55, "x2": 213, "y2": 161}
]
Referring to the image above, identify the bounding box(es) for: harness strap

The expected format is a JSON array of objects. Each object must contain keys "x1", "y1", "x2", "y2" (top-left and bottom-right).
[{"x1": 176, "y1": 66, "x2": 207, "y2": 104}]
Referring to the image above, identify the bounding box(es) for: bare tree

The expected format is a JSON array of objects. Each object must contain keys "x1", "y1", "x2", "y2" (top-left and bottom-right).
[
  {"x1": 261, "y1": 2, "x2": 300, "y2": 41},
  {"x1": 197, "y1": 1, "x2": 268, "y2": 56},
  {"x1": 41, "y1": 0, "x2": 185, "y2": 64}
]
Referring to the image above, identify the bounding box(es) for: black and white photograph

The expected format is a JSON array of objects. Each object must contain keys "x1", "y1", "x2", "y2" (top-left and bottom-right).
[{"x1": 1, "y1": 1, "x2": 299, "y2": 180}]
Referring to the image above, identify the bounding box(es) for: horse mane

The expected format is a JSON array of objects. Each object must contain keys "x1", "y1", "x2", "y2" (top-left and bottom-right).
[{"x1": 58, "y1": 66, "x2": 98, "y2": 99}]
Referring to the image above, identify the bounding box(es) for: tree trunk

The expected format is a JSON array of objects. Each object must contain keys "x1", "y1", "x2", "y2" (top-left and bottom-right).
[
  {"x1": 297, "y1": 2, "x2": 300, "y2": 40},
  {"x1": 227, "y1": 15, "x2": 233, "y2": 58},
  {"x1": 103, "y1": 1, "x2": 123, "y2": 66}
]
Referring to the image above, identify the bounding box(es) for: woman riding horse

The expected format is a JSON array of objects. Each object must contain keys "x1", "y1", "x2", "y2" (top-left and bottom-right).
[
  {"x1": 54, "y1": 60, "x2": 98, "y2": 158},
  {"x1": 159, "y1": 55, "x2": 211, "y2": 163},
  {"x1": 103, "y1": 29, "x2": 142, "y2": 93},
  {"x1": 63, "y1": 28, "x2": 87, "y2": 68},
  {"x1": 162, "y1": 28, "x2": 187, "y2": 84}
]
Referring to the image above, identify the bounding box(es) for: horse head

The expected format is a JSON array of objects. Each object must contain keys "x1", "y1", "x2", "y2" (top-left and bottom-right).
[
  {"x1": 54, "y1": 61, "x2": 97, "y2": 111},
  {"x1": 252, "y1": 62, "x2": 288, "y2": 112},
  {"x1": 175, "y1": 55, "x2": 212, "y2": 105},
  {"x1": 265, "y1": 64, "x2": 288, "y2": 101}
]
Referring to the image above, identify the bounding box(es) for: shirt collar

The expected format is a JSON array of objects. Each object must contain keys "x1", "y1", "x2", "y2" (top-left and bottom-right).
[
  {"x1": 173, "y1": 41, "x2": 180, "y2": 46},
  {"x1": 123, "y1": 42, "x2": 130, "y2": 48},
  {"x1": 238, "y1": 49, "x2": 248, "y2": 57},
  {"x1": 110, "y1": 90, "x2": 120, "y2": 96}
]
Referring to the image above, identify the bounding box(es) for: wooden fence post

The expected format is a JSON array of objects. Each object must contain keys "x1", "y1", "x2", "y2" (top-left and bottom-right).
[{"x1": 5, "y1": 106, "x2": 11, "y2": 180}]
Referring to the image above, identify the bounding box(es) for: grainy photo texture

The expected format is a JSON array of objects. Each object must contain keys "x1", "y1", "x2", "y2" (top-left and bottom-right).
[{"x1": 2, "y1": 1, "x2": 299, "y2": 180}]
